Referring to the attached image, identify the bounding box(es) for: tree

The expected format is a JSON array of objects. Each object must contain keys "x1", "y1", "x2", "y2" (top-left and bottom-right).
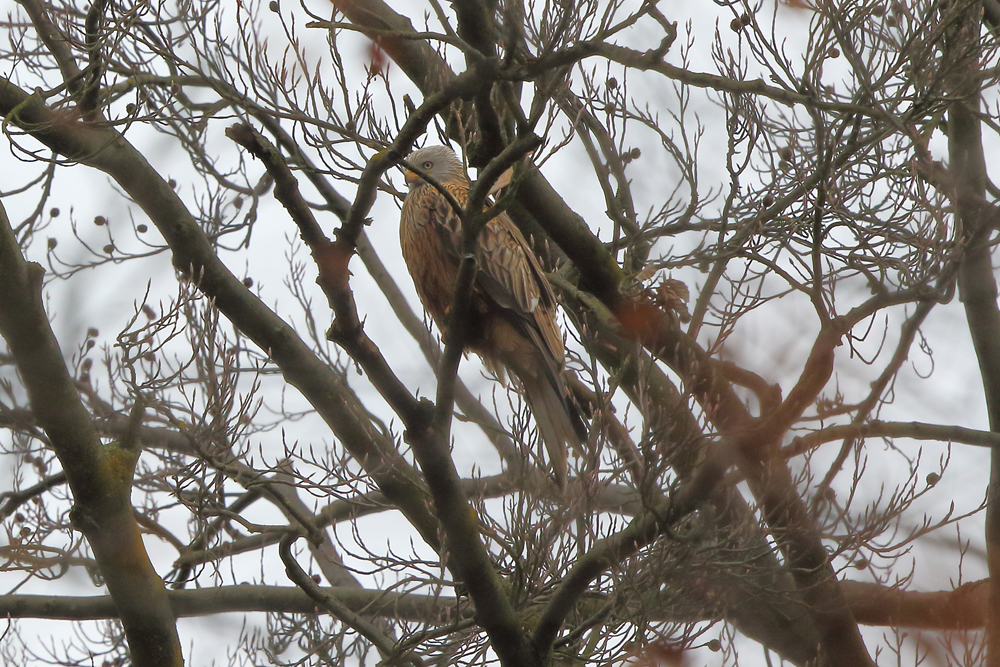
[{"x1": 0, "y1": 0, "x2": 996, "y2": 665}]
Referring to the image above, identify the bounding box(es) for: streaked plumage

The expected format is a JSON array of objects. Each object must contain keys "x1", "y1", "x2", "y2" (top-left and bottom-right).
[{"x1": 399, "y1": 145, "x2": 586, "y2": 487}]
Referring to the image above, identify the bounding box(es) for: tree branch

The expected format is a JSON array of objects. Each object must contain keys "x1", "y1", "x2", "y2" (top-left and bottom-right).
[
  {"x1": 0, "y1": 202, "x2": 181, "y2": 666},
  {"x1": 0, "y1": 76, "x2": 444, "y2": 556},
  {"x1": 280, "y1": 534, "x2": 423, "y2": 666}
]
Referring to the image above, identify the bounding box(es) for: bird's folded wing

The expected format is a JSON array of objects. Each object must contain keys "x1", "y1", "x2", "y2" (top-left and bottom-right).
[
  {"x1": 422, "y1": 181, "x2": 566, "y2": 367},
  {"x1": 477, "y1": 214, "x2": 565, "y2": 367}
]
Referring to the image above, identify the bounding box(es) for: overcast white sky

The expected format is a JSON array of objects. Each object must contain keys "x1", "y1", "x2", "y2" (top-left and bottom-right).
[{"x1": 0, "y1": 0, "x2": 995, "y2": 665}]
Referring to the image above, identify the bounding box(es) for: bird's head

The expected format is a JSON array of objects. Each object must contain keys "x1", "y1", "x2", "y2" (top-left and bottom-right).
[{"x1": 403, "y1": 145, "x2": 465, "y2": 191}]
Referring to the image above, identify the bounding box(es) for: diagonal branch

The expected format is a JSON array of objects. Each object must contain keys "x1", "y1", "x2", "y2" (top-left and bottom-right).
[
  {"x1": 280, "y1": 534, "x2": 424, "y2": 667},
  {"x1": 532, "y1": 440, "x2": 734, "y2": 654},
  {"x1": 0, "y1": 76, "x2": 445, "y2": 555},
  {"x1": 228, "y1": 121, "x2": 538, "y2": 667},
  {"x1": 16, "y1": 0, "x2": 87, "y2": 99}
]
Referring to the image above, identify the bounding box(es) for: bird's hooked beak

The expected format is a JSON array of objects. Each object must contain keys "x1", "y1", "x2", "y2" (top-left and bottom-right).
[{"x1": 404, "y1": 169, "x2": 420, "y2": 190}]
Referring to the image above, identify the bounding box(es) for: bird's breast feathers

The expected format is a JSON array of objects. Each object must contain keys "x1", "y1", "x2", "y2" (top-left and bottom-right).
[{"x1": 400, "y1": 178, "x2": 564, "y2": 364}]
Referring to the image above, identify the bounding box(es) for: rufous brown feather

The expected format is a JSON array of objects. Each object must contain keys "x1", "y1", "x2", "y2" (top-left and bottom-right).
[{"x1": 399, "y1": 145, "x2": 587, "y2": 487}]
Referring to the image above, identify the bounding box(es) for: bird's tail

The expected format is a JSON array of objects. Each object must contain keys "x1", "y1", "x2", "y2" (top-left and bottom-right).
[{"x1": 521, "y1": 371, "x2": 588, "y2": 489}]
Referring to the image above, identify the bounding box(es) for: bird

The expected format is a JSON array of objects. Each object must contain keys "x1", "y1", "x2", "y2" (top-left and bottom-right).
[{"x1": 399, "y1": 145, "x2": 587, "y2": 487}]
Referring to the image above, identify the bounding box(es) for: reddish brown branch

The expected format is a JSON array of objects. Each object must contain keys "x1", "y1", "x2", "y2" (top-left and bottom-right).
[{"x1": 843, "y1": 579, "x2": 988, "y2": 630}]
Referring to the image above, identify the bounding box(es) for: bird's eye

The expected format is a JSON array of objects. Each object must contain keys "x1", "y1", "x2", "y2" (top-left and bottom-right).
[{"x1": 422, "y1": 161, "x2": 433, "y2": 170}]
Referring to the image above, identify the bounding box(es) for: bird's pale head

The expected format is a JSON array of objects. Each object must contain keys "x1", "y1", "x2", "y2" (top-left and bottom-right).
[{"x1": 403, "y1": 145, "x2": 465, "y2": 191}]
